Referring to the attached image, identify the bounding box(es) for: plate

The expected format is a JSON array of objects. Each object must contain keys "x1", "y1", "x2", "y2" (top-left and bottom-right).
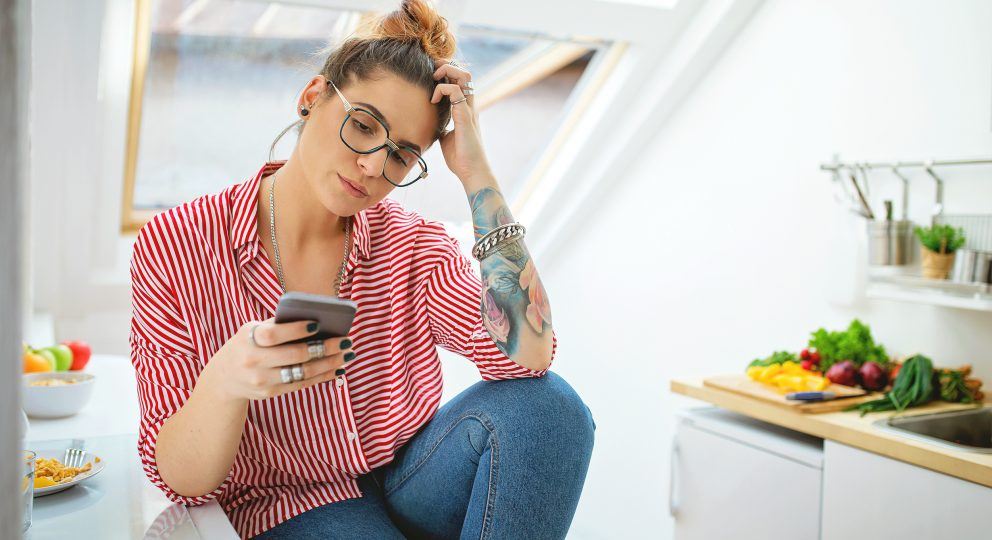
[{"x1": 31, "y1": 448, "x2": 106, "y2": 497}]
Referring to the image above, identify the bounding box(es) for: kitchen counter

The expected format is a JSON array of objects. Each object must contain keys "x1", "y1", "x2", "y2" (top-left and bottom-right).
[{"x1": 671, "y1": 378, "x2": 992, "y2": 488}]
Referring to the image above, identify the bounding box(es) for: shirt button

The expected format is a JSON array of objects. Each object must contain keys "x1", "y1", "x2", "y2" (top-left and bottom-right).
[
  {"x1": 347, "y1": 432, "x2": 357, "y2": 441},
  {"x1": 336, "y1": 377, "x2": 344, "y2": 387}
]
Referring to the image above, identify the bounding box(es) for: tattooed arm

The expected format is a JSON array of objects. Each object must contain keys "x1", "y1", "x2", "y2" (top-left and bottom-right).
[{"x1": 467, "y1": 178, "x2": 554, "y2": 372}]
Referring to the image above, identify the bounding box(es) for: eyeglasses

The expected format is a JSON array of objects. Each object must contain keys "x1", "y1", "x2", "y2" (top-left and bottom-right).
[{"x1": 328, "y1": 81, "x2": 428, "y2": 188}]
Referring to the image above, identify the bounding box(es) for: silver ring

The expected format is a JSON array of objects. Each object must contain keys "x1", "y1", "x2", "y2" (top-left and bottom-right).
[
  {"x1": 306, "y1": 339, "x2": 325, "y2": 361},
  {"x1": 291, "y1": 364, "x2": 305, "y2": 382},
  {"x1": 463, "y1": 80, "x2": 474, "y2": 90},
  {"x1": 462, "y1": 87, "x2": 474, "y2": 96},
  {"x1": 249, "y1": 324, "x2": 261, "y2": 347},
  {"x1": 450, "y1": 97, "x2": 468, "y2": 105},
  {"x1": 279, "y1": 367, "x2": 293, "y2": 384}
]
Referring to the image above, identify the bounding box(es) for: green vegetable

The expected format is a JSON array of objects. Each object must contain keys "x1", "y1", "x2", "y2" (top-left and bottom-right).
[
  {"x1": 846, "y1": 354, "x2": 934, "y2": 416},
  {"x1": 807, "y1": 319, "x2": 888, "y2": 373},
  {"x1": 913, "y1": 224, "x2": 966, "y2": 254},
  {"x1": 937, "y1": 370, "x2": 974, "y2": 404},
  {"x1": 747, "y1": 351, "x2": 796, "y2": 369}
]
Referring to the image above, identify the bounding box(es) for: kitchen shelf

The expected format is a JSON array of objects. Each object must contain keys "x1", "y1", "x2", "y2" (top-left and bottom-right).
[{"x1": 867, "y1": 272, "x2": 992, "y2": 312}]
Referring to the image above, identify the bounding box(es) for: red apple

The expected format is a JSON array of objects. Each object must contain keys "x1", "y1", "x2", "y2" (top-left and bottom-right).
[{"x1": 63, "y1": 340, "x2": 92, "y2": 371}]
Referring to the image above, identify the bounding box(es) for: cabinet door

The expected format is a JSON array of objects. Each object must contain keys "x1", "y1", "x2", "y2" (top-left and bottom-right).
[
  {"x1": 672, "y1": 423, "x2": 822, "y2": 540},
  {"x1": 822, "y1": 441, "x2": 992, "y2": 539}
]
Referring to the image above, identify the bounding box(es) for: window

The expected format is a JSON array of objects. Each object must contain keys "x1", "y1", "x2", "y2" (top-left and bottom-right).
[
  {"x1": 122, "y1": 0, "x2": 363, "y2": 231},
  {"x1": 389, "y1": 25, "x2": 613, "y2": 252},
  {"x1": 122, "y1": 2, "x2": 617, "y2": 235}
]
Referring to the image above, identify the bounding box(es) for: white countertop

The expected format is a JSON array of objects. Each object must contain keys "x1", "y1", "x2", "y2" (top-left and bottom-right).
[{"x1": 23, "y1": 355, "x2": 237, "y2": 539}]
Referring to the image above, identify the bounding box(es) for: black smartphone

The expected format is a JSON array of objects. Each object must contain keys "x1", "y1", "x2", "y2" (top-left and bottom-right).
[{"x1": 274, "y1": 292, "x2": 357, "y2": 344}]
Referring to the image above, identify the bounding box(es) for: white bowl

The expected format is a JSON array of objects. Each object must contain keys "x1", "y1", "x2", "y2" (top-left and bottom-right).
[{"x1": 22, "y1": 372, "x2": 95, "y2": 418}]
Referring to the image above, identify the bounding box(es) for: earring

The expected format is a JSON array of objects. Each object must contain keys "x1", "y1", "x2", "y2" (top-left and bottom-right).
[{"x1": 299, "y1": 104, "x2": 310, "y2": 117}]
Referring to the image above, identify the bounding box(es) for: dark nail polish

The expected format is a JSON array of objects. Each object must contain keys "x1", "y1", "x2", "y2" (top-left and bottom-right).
[
  {"x1": 335, "y1": 368, "x2": 346, "y2": 376},
  {"x1": 307, "y1": 322, "x2": 319, "y2": 333},
  {"x1": 340, "y1": 338, "x2": 352, "y2": 350},
  {"x1": 344, "y1": 352, "x2": 356, "y2": 363}
]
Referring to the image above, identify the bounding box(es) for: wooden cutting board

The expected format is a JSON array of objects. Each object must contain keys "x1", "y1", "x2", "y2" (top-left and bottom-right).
[{"x1": 703, "y1": 374, "x2": 883, "y2": 414}]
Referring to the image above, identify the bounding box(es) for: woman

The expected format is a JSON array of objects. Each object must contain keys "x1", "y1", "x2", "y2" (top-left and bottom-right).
[{"x1": 129, "y1": 1, "x2": 595, "y2": 538}]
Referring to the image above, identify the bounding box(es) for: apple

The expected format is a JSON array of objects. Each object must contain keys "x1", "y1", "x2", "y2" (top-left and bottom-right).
[
  {"x1": 44, "y1": 344, "x2": 73, "y2": 371},
  {"x1": 35, "y1": 348, "x2": 58, "y2": 371},
  {"x1": 63, "y1": 340, "x2": 92, "y2": 371}
]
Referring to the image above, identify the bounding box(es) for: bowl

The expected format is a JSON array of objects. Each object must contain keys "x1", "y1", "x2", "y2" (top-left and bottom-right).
[{"x1": 22, "y1": 372, "x2": 95, "y2": 418}]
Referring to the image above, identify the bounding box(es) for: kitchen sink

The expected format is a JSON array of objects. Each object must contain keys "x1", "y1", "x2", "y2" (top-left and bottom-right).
[{"x1": 873, "y1": 406, "x2": 992, "y2": 453}]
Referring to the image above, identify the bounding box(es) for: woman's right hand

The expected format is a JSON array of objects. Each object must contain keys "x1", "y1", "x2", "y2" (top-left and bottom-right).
[{"x1": 203, "y1": 318, "x2": 355, "y2": 402}]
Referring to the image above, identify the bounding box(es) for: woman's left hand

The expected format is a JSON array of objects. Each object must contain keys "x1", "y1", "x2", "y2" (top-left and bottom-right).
[{"x1": 431, "y1": 61, "x2": 495, "y2": 190}]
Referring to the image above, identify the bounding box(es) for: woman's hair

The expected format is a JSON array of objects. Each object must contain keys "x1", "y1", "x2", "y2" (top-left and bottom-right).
[{"x1": 313, "y1": 0, "x2": 457, "y2": 142}]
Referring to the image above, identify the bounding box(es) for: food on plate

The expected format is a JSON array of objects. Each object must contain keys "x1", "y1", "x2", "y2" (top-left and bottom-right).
[
  {"x1": 28, "y1": 377, "x2": 84, "y2": 387},
  {"x1": 747, "y1": 361, "x2": 830, "y2": 393},
  {"x1": 33, "y1": 456, "x2": 93, "y2": 489},
  {"x1": 62, "y1": 340, "x2": 91, "y2": 371},
  {"x1": 858, "y1": 361, "x2": 888, "y2": 391},
  {"x1": 825, "y1": 360, "x2": 858, "y2": 387}
]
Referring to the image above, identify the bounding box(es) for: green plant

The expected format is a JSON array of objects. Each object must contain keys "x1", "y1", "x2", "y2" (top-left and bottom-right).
[
  {"x1": 747, "y1": 350, "x2": 797, "y2": 369},
  {"x1": 807, "y1": 319, "x2": 888, "y2": 373},
  {"x1": 913, "y1": 224, "x2": 966, "y2": 254}
]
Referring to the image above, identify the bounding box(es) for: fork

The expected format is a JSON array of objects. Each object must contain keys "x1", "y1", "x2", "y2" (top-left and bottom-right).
[{"x1": 63, "y1": 439, "x2": 86, "y2": 469}]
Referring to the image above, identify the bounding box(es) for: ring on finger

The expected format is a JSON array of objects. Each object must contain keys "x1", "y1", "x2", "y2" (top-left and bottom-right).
[
  {"x1": 291, "y1": 363, "x2": 305, "y2": 382},
  {"x1": 306, "y1": 339, "x2": 325, "y2": 361},
  {"x1": 279, "y1": 366, "x2": 293, "y2": 384},
  {"x1": 461, "y1": 87, "x2": 474, "y2": 96},
  {"x1": 463, "y1": 80, "x2": 474, "y2": 90},
  {"x1": 451, "y1": 97, "x2": 468, "y2": 105},
  {"x1": 249, "y1": 324, "x2": 261, "y2": 347}
]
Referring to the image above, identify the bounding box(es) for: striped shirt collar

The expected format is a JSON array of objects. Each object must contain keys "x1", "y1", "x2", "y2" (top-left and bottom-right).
[{"x1": 229, "y1": 161, "x2": 372, "y2": 265}]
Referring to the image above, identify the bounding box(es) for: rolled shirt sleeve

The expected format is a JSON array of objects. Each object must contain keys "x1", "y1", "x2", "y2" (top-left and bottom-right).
[
  {"x1": 129, "y1": 221, "x2": 231, "y2": 506},
  {"x1": 421, "y1": 225, "x2": 557, "y2": 381}
]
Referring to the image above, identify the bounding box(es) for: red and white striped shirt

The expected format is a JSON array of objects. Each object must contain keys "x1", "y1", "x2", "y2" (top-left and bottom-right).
[{"x1": 129, "y1": 161, "x2": 556, "y2": 538}]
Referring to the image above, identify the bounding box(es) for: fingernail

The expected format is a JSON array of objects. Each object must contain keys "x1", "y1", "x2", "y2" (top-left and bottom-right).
[
  {"x1": 335, "y1": 368, "x2": 346, "y2": 376},
  {"x1": 307, "y1": 322, "x2": 319, "y2": 333},
  {"x1": 344, "y1": 352, "x2": 356, "y2": 363},
  {"x1": 339, "y1": 338, "x2": 352, "y2": 350}
]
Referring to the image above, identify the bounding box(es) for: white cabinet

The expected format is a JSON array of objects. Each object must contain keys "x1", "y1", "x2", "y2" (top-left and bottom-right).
[
  {"x1": 671, "y1": 408, "x2": 824, "y2": 540},
  {"x1": 822, "y1": 441, "x2": 992, "y2": 540}
]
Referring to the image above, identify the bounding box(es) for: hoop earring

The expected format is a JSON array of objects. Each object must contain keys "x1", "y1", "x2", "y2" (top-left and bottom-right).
[{"x1": 268, "y1": 118, "x2": 305, "y2": 163}]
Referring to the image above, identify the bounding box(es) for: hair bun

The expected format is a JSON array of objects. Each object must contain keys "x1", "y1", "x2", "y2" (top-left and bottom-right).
[{"x1": 371, "y1": 0, "x2": 456, "y2": 60}]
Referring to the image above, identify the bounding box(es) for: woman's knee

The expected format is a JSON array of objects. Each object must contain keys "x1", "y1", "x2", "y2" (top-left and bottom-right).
[{"x1": 495, "y1": 372, "x2": 596, "y2": 439}]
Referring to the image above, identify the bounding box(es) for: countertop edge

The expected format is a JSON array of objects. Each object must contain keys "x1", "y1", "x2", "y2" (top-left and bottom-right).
[{"x1": 670, "y1": 378, "x2": 992, "y2": 489}]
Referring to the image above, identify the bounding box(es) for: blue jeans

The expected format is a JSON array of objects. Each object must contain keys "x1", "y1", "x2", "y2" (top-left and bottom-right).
[{"x1": 255, "y1": 371, "x2": 596, "y2": 539}]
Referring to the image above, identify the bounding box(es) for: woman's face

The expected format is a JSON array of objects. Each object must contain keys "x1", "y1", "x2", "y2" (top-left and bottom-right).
[{"x1": 294, "y1": 71, "x2": 439, "y2": 217}]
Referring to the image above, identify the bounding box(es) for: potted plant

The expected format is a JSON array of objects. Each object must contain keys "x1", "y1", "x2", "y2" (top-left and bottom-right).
[{"x1": 913, "y1": 223, "x2": 966, "y2": 279}]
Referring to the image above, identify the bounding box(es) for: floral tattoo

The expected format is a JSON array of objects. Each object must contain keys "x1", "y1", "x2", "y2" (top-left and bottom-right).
[{"x1": 469, "y1": 187, "x2": 552, "y2": 357}]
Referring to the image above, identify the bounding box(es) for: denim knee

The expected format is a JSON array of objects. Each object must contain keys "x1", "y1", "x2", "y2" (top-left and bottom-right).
[{"x1": 502, "y1": 372, "x2": 595, "y2": 440}]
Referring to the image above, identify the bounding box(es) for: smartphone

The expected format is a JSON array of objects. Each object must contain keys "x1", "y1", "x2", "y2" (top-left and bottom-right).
[{"x1": 274, "y1": 292, "x2": 357, "y2": 344}]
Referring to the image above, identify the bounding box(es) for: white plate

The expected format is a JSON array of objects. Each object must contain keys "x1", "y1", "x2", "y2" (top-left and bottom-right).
[{"x1": 31, "y1": 448, "x2": 106, "y2": 497}]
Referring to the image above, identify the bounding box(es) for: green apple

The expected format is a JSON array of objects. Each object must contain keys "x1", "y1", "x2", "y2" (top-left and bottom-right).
[
  {"x1": 35, "y1": 348, "x2": 58, "y2": 371},
  {"x1": 45, "y1": 345, "x2": 74, "y2": 371}
]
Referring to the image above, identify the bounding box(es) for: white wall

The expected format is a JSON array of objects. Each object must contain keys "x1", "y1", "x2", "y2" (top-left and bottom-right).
[{"x1": 542, "y1": 1, "x2": 992, "y2": 538}]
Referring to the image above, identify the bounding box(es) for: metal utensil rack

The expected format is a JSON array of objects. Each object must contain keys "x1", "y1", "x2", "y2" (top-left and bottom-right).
[{"x1": 821, "y1": 155, "x2": 992, "y2": 312}]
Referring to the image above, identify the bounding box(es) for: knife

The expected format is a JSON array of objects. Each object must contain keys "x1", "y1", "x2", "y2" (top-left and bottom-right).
[{"x1": 785, "y1": 391, "x2": 837, "y2": 402}]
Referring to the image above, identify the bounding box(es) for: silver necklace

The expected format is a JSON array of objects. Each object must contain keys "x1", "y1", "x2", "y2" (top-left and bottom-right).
[{"x1": 268, "y1": 173, "x2": 352, "y2": 295}]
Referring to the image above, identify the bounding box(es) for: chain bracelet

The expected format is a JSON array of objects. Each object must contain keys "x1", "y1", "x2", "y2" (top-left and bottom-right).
[{"x1": 471, "y1": 223, "x2": 526, "y2": 261}]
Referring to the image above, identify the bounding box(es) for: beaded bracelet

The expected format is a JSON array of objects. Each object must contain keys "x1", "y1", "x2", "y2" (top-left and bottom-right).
[{"x1": 471, "y1": 222, "x2": 526, "y2": 261}]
